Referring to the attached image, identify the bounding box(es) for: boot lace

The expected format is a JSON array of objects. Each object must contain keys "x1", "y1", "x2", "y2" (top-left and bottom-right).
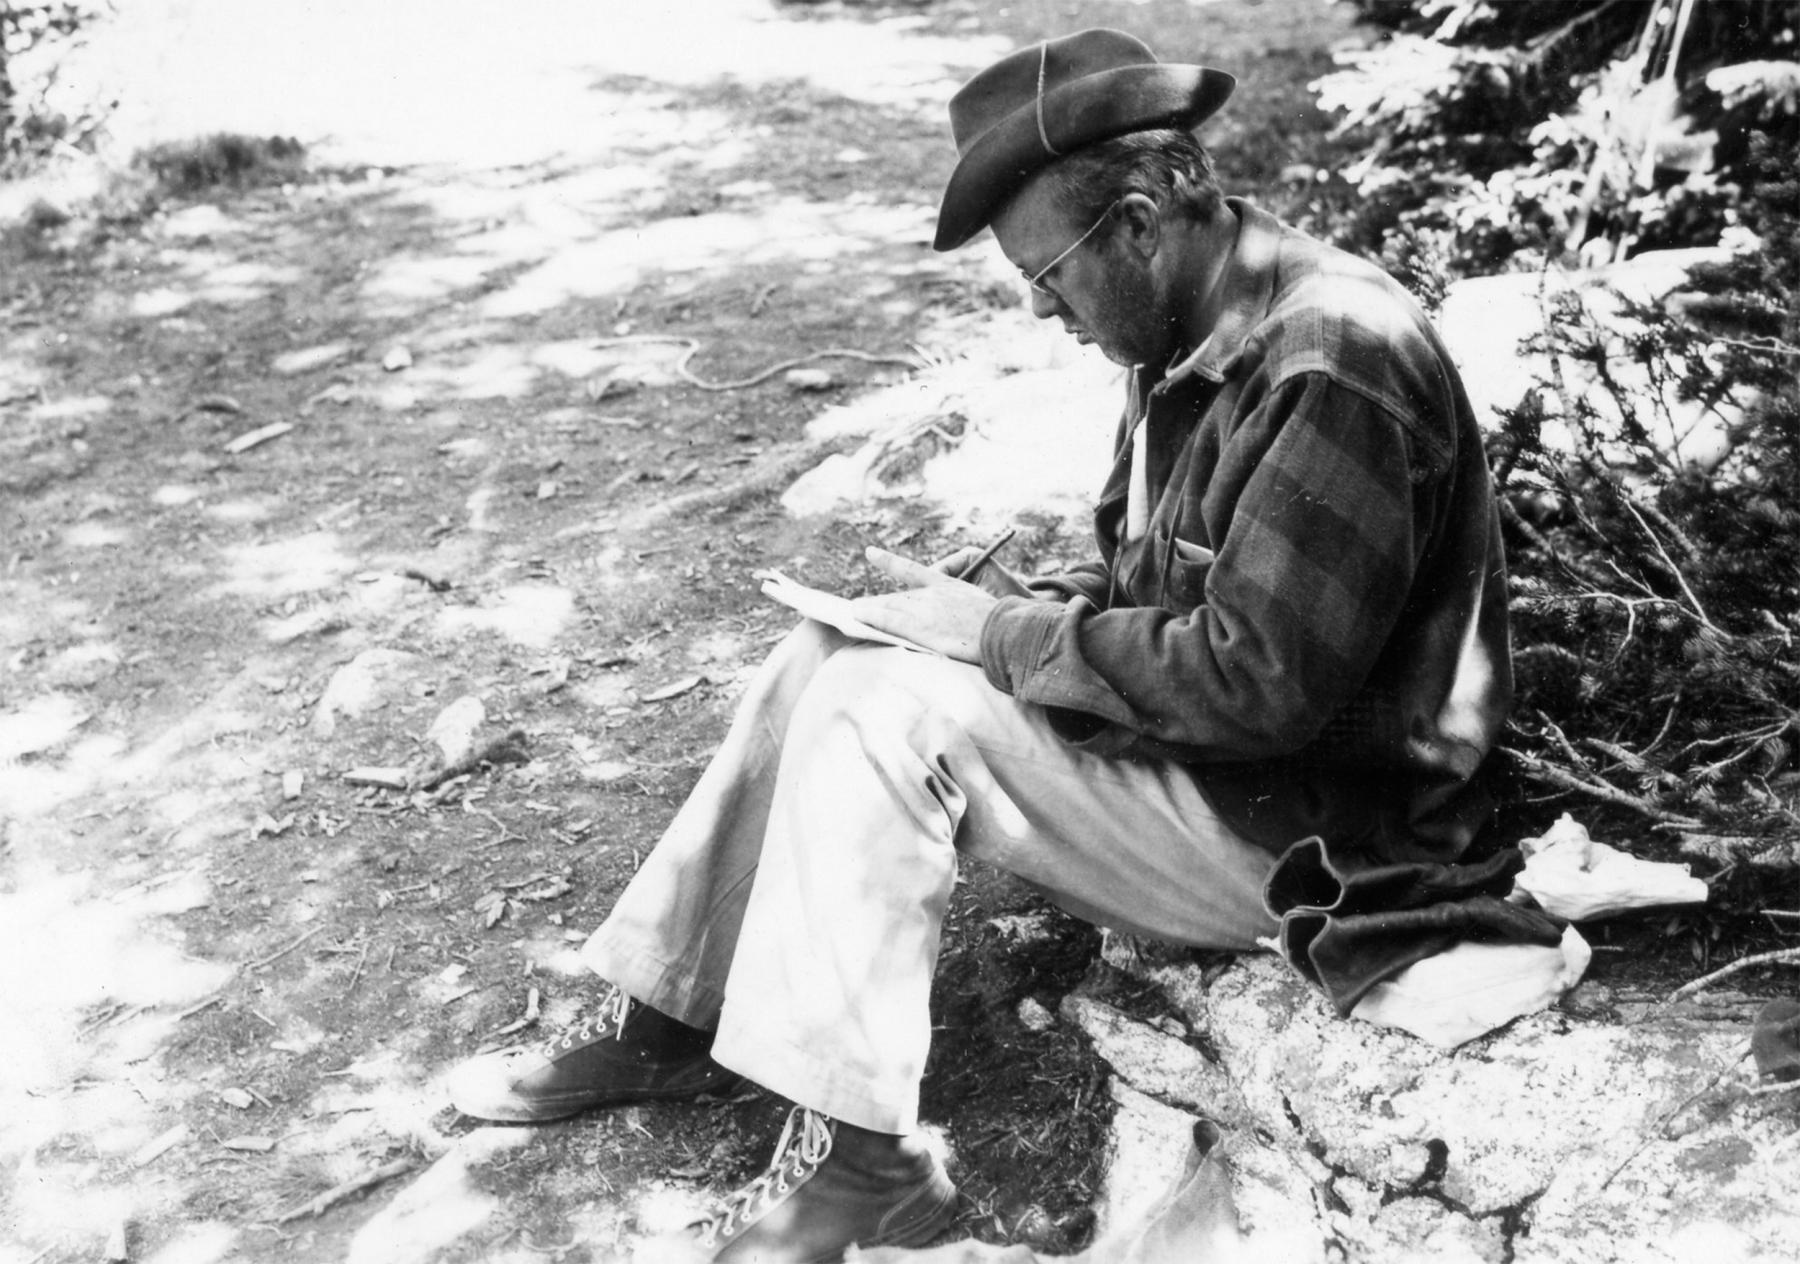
[
  {"x1": 693, "y1": 1106, "x2": 835, "y2": 1249},
  {"x1": 542, "y1": 982, "x2": 631, "y2": 1057}
]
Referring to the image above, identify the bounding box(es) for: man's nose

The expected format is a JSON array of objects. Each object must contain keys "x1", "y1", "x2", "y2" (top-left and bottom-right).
[{"x1": 1027, "y1": 287, "x2": 1062, "y2": 320}]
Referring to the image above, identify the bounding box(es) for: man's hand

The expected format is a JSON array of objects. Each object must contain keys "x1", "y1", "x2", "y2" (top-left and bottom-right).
[
  {"x1": 853, "y1": 546, "x2": 999, "y2": 664},
  {"x1": 929, "y1": 545, "x2": 1035, "y2": 599}
]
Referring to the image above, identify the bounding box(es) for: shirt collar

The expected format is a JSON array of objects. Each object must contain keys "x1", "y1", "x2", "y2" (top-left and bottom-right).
[{"x1": 1155, "y1": 197, "x2": 1282, "y2": 390}]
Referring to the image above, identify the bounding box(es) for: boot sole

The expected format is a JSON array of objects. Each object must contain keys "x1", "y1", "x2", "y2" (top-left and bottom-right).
[
  {"x1": 452, "y1": 1072, "x2": 748, "y2": 1124},
  {"x1": 856, "y1": 1175, "x2": 960, "y2": 1257}
]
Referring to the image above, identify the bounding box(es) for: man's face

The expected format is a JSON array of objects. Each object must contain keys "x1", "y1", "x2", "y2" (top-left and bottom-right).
[{"x1": 991, "y1": 181, "x2": 1174, "y2": 368}]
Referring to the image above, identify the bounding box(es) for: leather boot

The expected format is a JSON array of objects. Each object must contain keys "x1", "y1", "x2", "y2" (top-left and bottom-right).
[
  {"x1": 691, "y1": 1106, "x2": 957, "y2": 1262},
  {"x1": 446, "y1": 984, "x2": 742, "y2": 1122}
]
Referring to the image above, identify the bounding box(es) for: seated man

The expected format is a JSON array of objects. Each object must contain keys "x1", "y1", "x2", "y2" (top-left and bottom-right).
[{"x1": 447, "y1": 27, "x2": 1513, "y2": 1263}]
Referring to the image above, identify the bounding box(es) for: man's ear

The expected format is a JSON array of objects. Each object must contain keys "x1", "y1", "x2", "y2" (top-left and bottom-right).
[{"x1": 1116, "y1": 193, "x2": 1162, "y2": 260}]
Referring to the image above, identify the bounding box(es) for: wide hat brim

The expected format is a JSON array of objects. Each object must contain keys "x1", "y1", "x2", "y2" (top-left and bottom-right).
[{"x1": 934, "y1": 62, "x2": 1235, "y2": 252}]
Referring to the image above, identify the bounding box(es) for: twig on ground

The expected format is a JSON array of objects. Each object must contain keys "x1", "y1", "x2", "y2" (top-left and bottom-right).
[
  {"x1": 1669, "y1": 947, "x2": 1800, "y2": 1002},
  {"x1": 342, "y1": 939, "x2": 370, "y2": 997},
  {"x1": 590, "y1": 335, "x2": 919, "y2": 392},
  {"x1": 1747, "y1": 1079, "x2": 1800, "y2": 1097},
  {"x1": 628, "y1": 435, "x2": 861, "y2": 527},
  {"x1": 1762, "y1": 910, "x2": 1800, "y2": 921},
  {"x1": 246, "y1": 926, "x2": 326, "y2": 972},
  {"x1": 177, "y1": 993, "x2": 224, "y2": 1021},
  {"x1": 472, "y1": 808, "x2": 526, "y2": 850},
  {"x1": 274, "y1": 1157, "x2": 416, "y2": 1225},
  {"x1": 1504, "y1": 747, "x2": 1702, "y2": 826}
]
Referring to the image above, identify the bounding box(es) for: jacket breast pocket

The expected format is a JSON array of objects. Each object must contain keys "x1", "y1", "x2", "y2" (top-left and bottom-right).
[{"x1": 1162, "y1": 535, "x2": 1215, "y2": 609}]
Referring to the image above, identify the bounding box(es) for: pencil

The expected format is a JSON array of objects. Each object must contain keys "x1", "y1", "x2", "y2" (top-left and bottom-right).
[{"x1": 961, "y1": 527, "x2": 1016, "y2": 582}]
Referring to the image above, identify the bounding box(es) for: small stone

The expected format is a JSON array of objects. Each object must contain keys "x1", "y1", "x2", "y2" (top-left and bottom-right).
[
  {"x1": 785, "y1": 368, "x2": 835, "y2": 392},
  {"x1": 1017, "y1": 997, "x2": 1055, "y2": 1032},
  {"x1": 425, "y1": 695, "x2": 486, "y2": 768},
  {"x1": 219, "y1": 1087, "x2": 255, "y2": 1109},
  {"x1": 343, "y1": 766, "x2": 409, "y2": 789},
  {"x1": 382, "y1": 346, "x2": 414, "y2": 372}
]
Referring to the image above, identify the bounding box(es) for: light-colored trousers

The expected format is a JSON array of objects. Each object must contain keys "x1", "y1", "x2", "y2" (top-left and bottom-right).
[{"x1": 581, "y1": 622, "x2": 1277, "y2": 1134}]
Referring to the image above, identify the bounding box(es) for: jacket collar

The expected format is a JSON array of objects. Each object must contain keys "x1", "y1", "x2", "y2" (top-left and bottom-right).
[{"x1": 1157, "y1": 197, "x2": 1281, "y2": 389}]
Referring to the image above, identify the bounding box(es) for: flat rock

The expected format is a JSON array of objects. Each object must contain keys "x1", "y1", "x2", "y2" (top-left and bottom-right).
[
  {"x1": 1086, "y1": 952, "x2": 1800, "y2": 1263},
  {"x1": 1062, "y1": 995, "x2": 1242, "y2": 1122},
  {"x1": 311, "y1": 648, "x2": 428, "y2": 738}
]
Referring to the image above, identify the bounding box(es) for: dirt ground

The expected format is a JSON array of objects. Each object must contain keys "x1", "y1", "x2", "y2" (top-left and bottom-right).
[{"x1": 0, "y1": 2, "x2": 1363, "y2": 1260}]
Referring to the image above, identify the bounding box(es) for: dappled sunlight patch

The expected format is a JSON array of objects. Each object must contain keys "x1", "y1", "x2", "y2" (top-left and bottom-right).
[
  {"x1": 404, "y1": 345, "x2": 539, "y2": 401},
  {"x1": 0, "y1": 346, "x2": 49, "y2": 395},
  {"x1": 151, "y1": 249, "x2": 303, "y2": 307},
  {"x1": 517, "y1": 935, "x2": 591, "y2": 979},
  {"x1": 63, "y1": 519, "x2": 132, "y2": 548},
  {"x1": 0, "y1": 691, "x2": 91, "y2": 760},
  {"x1": 631, "y1": 1183, "x2": 714, "y2": 1240},
  {"x1": 343, "y1": 1126, "x2": 530, "y2": 1264},
  {"x1": 0, "y1": 730, "x2": 125, "y2": 821},
  {"x1": 150, "y1": 482, "x2": 204, "y2": 507},
  {"x1": 414, "y1": 321, "x2": 509, "y2": 355},
  {"x1": 364, "y1": 252, "x2": 507, "y2": 307},
  {"x1": 478, "y1": 198, "x2": 936, "y2": 319},
  {"x1": 372, "y1": 381, "x2": 424, "y2": 411},
  {"x1": 436, "y1": 435, "x2": 492, "y2": 462},
  {"x1": 294, "y1": 1053, "x2": 448, "y2": 1159},
  {"x1": 30, "y1": 393, "x2": 113, "y2": 422},
  {"x1": 44, "y1": 640, "x2": 123, "y2": 690},
  {"x1": 0, "y1": 867, "x2": 233, "y2": 1174},
  {"x1": 211, "y1": 530, "x2": 355, "y2": 598},
  {"x1": 154, "y1": 203, "x2": 243, "y2": 241},
  {"x1": 141, "y1": 1221, "x2": 240, "y2": 1264},
  {"x1": 5, "y1": 1166, "x2": 139, "y2": 1264},
  {"x1": 529, "y1": 338, "x2": 619, "y2": 379},
  {"x1": 201, "y1": 496, "x2": 275, "y2": 524},
  {"x1": 131, "y1": 287, "x2": 194, "y2": 318},
  {"x1": 433, "y1": 585, "x2": 575, "y2": 649}
]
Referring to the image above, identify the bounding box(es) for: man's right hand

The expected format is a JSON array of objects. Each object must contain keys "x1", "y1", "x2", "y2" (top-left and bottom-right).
[{"x1": 930, "y1": 546, "x2": 1035, "y2": 599}]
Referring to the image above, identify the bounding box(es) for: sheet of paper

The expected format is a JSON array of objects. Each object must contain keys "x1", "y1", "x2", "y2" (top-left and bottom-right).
[{"x1": 754, "y1": 569, "x2": 929, "y2": 652}]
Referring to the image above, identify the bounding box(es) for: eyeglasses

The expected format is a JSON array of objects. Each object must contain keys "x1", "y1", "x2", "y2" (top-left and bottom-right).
[{"x1": 1023, "y1": 200, "x2": 1121, "y2": 298}]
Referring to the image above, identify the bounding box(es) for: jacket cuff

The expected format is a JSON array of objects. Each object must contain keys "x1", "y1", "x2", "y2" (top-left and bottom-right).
[{"x1": 978, "y1": 597, "x2": 1063, "y2": 695}]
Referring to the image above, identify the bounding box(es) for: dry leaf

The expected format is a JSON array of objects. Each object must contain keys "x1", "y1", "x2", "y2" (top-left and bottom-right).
[
  {"x1": 251, "y1": 813, "x2": 294, "y2": 839},
  {"x1": 221, "y1": 1135, "x2": 276, "y2": 1152},
  {"x1": 643, "y1": 674, "x2": 704, "y2": 703},
  {"x1": 516, "y1": 876, "x2": 572, "y2": 902},
  {"x1": 223, "y1": 421, "x2": 295, "y2": 454},
  {"x1": 473, "y1": 889, "x2": 510, "y2": 929}
]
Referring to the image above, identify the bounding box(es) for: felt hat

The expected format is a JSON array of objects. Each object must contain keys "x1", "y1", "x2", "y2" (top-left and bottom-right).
[{"x1": 933, "y1": 29, "x2": 1235, "y2": 251}]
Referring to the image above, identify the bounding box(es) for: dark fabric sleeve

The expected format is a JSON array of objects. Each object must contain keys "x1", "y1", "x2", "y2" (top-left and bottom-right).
[
  {"x1": 1264, "y1": 837, "x2": 1566, "y2": 1014},
  {"x1": 1024, "y1": 562, "x2": 1112, "y2": 607},
  {"x1": 977, "y1": 374, "x2": 1422, "y2": 761}
]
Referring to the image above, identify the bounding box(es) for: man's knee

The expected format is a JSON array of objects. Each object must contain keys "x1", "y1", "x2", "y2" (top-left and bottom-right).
[{"x1": 788, "y1": 646, "x2": 996, "y2": 749}]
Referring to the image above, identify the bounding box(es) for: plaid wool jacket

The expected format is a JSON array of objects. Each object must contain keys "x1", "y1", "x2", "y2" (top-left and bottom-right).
[{"x1": 977, "y1": 200, "x2": 1513, "y2": 866}]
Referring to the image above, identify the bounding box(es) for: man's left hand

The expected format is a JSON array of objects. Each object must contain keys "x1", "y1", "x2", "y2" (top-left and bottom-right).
[{"x1": 853, "y1": 546, "x2": 998, "y2": 664}]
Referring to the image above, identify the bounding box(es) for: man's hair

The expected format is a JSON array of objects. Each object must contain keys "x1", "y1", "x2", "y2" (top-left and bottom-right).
[{"x1": 1039, "y1": 129, "x2": 1224, "y2": 229}]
